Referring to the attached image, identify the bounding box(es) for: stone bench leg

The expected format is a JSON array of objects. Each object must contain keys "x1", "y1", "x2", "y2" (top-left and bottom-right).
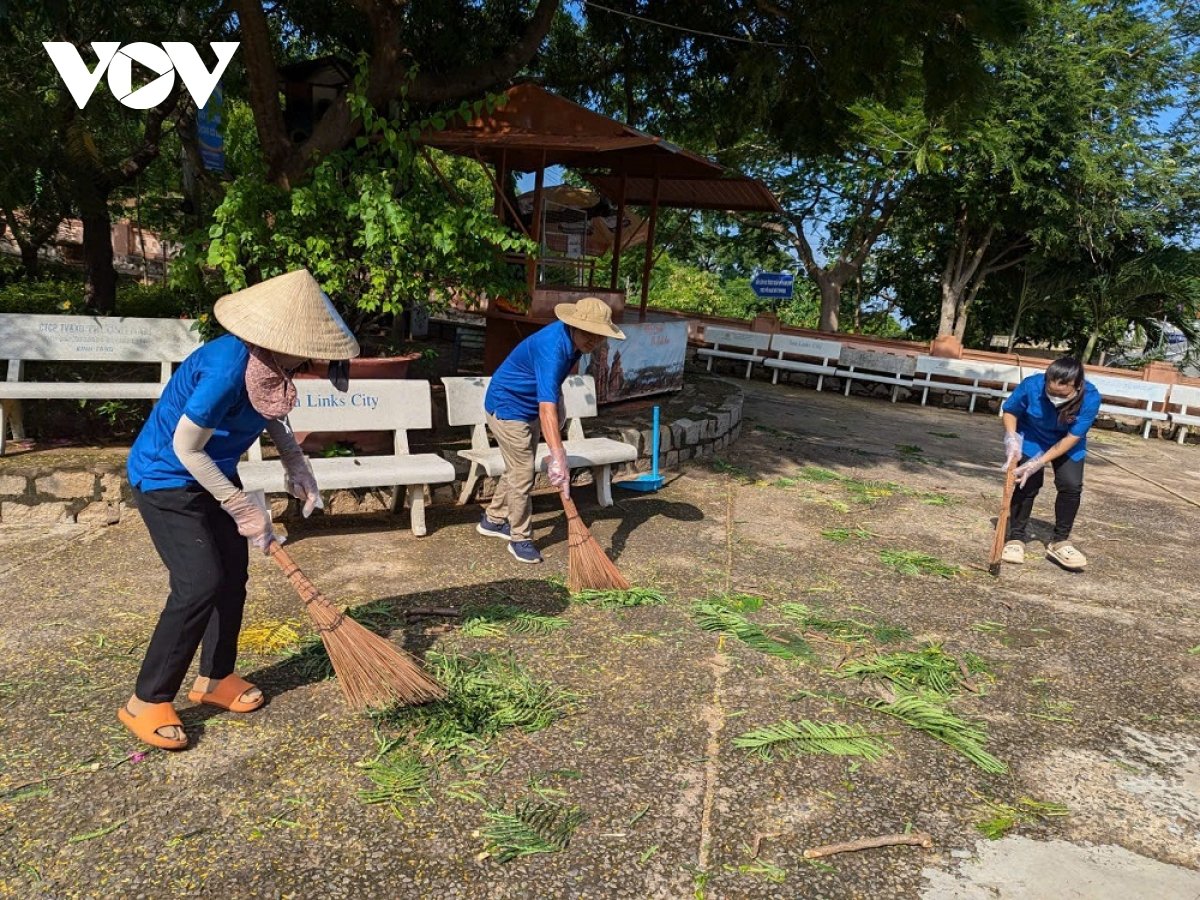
[
  {"x1": 1177, "y1": 424, "x2": 1189, "y2": 445},
  {"x1": 457, "y1": 461, "x2": 483, "y2": 506},
  {"x1": 591, "y1": 464, "x2": 613, "y2": 507},
  {"x1": 407, "y1": 484, "x2": 428, "y2": 536}
]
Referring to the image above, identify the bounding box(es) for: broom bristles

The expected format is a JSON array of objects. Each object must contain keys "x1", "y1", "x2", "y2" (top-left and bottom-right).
[
  {"x1": 270, "y1": 544, "x2": 446, "y2": 709},
  {"x1": 561, "y1": 495, "x2": 629, "y2": 592}
]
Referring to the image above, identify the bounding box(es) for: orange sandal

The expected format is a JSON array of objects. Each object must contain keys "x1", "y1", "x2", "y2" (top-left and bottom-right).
[
  {"x1": 187, "y1": 674, "x2": 264, "y2": 713},
  {"x1": 118, "y1": 702, "x2": 188, "y2": 751}
]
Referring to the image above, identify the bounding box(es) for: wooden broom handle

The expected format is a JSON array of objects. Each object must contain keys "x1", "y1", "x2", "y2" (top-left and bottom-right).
[
  {"x1": 988, "y1": 460, "x2": 1018, "y2": 568},
  {"x1": 268, "y1": 541, "x2": 324, "y2": 606}
]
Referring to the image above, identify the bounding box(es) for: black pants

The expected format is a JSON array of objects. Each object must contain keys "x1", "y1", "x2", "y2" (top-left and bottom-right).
[
  {"x1": 1007, "y1": 456, "x2": 1084, "y2": 544},
  {"x1": 132, "y1": 486, "x2": 248, "y2": 703}
]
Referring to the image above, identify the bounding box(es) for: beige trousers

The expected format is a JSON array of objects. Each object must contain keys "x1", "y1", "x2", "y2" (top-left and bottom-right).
[{"x1": 485, "y1": 412, "x2": 542, "y2": 541}]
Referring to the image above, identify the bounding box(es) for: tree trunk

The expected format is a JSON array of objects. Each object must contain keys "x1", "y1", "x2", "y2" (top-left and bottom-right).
[
  {"x1": 817, "y1": 278, "x2": 840, "y2": 333},
  {"x1": 1082, "y1": 327, "x2": 1101, "y2": 364},
  {"x1": 19, "y1": 243, "x2": 39, "y2": 278},
  {"x1": 938, "y1": 281, "x2": 961, "y2": 337},
  {"x1": 79, "y1": 186, "x2": 117, "y2": 314}
]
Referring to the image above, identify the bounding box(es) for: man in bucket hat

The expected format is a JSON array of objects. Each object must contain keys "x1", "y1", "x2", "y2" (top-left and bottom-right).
[
  {"x1": 120, "y1": 269, "x2": 358, "y2": 750},
  {"x1": 478, "y1": 297, "x2": 625, "y2": 563}
]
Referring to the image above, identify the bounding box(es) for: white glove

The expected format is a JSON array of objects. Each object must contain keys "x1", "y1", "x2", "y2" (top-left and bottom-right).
[
  {"x1": 1003, "y1": 432, "x2": 1023, "y2": 470},
  {"x1": 280, "y1": 446, "x2": 322, "y2": 517},
  {"x1": 547, "y1": 446, "x2": 571, "y2": 499},
  {"x1": 1013, "y1": 454, "x2": 1046, "y2": 488},
  {"x1": 221, "y1": 491, "x2": 279, "y2": 554}
]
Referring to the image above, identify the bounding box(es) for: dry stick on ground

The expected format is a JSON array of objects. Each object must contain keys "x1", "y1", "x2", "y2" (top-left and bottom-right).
[
  {"x1": 751, "y1": 831, "x2": 783, "y2": 858},
  {"x1": 406, "y1": 608, "x2": 462, "y2": 618},
  {"x1": 269, "y1": 543, "x2": 445, "y2": 709},
  {"x1": 804, "y1": 832, "x2": 934, "y2": 859},
  {"x1": 1090, "y1": 449, "x2": 1200, "y2": 510}
]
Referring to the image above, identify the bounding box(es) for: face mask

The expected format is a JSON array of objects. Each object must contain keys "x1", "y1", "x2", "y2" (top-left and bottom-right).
[{"x1": 1046, "y1": 389, "x2": 1076, "y2": 408}]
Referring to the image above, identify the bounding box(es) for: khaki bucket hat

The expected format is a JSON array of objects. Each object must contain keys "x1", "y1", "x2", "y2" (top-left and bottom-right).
[
  {"x1": 213, "y1": 269, "x2": 360, "y2": 360},
  {"x1": 554, "y1": 297, "x2": 626, "y2": 340}
]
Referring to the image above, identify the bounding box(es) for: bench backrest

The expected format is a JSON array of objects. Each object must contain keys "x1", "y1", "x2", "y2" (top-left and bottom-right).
[
  {"x1": 0, "y1": 313, "x2": 200, "y2": 382},
  {"x1": 768, "y1": 334, "x2": 842, "y2": 361},
  {"x1": 250, "y1": 379, "x2": 434, "y2": 458},
  {"x1": 838, "y1": 346, "x2": 915, "y2": 376},
  {"x1": 1168, "y1": 383, "x2": 1200, "y2": 412},
  {"x1": 1087, "y1": 374, "x2": 1169, "y2": 408},
  {"x1": 915, "y1": 356, "x2": 1021, "y2": 386},
  {"x1": 442, "y1": 374, "x2": 597, "y2": 446},
  {"x1": 703, "y1": 327, "x2": 771, "y2": 354}
]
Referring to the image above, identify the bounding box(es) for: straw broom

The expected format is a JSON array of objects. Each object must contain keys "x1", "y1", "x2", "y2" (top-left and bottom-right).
[
  {"x1": 987, "y1": 459, "x2": 1018, "y2": 577},
  {"x1": 561, "y1": 494, "x2": 629, "y2": 592},
  {"x1": 268, "y1": 542, "x2": 445, "y2": 709}
]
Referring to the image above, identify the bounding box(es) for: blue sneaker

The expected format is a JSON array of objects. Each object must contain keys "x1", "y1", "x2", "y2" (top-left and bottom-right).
[
  {"x1": 508, "y1": 540, "x2": 543, "y2": 564},
  {"x1": 477, "y1": 515, "x2": 511, "y2": 541}
]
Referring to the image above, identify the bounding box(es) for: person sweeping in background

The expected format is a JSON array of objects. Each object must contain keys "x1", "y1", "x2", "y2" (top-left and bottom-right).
[
  {"x1": 120, "y1": 269, "x2": 359, "y2": 750},
  {"x1": 1001, "y1": 356, "x2": 1101, "y2": 571},
  {"x1": 476, "y1": 297, "x2": 625, "y2": 564}
]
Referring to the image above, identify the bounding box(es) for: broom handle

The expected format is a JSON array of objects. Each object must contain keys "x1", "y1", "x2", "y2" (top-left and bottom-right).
[
  {"x1": 988, "y1": 460, "x2": 1018, "y2": 567},
  {"x1": 268, "y1": 541, "x2": 325, "y2": 607}
]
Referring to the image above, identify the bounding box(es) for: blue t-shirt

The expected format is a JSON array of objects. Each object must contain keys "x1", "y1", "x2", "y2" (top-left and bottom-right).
[
  {"x1": 485, "y1": 321, "x2": 580, "y2": 421},
  {"x1": 127, "y1": 335, "x2": 269, "y2": 491},
  {"x1": 1002, "y1": 372, "x2": 1101, "y2": 461}
]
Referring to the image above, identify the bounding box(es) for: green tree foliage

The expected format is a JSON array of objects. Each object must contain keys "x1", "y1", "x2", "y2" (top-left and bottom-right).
[
  {"x1": 186, "y1": 88, "x2": 534, "y2": 328},
  {"x1": 0, "y1": 1, "x2": 215, "y2": 312},
  {"x1": 880, "y1": 0, "x2": 1200, "y2": 352}
]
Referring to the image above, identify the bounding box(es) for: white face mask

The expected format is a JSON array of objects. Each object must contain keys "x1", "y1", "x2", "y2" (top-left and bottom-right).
[{"x1": 1046, "y1": 388, "x2": 1076, "y2": 408}]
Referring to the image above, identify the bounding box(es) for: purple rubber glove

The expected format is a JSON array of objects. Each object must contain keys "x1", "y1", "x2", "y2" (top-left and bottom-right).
[
  {"x1": 221, "y1": 490, "x2": 277, "y2": 554},
  {"x1": 1003, "y1": 432, "x2": 1023, "y2": 471},
  {"x1": 1013, "y1": 454, "x2": 1046, "y2": 488},
  {"x1": 547, "y1": 445, "x2": 571, "y2": 499},
  {"x1": 278, "y1": 443, "x2": 322, "y2": 517}
]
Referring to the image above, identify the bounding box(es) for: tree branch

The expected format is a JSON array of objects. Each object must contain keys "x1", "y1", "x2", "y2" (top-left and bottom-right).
[
  {"x1": 407, "y1": 0, "x2": 561, "y2": 105},
  {"x1": 232, "y1": 0, "x2": 292, "y2": 183}
]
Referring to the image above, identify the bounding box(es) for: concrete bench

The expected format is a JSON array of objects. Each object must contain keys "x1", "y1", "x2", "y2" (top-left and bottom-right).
[
  {"x1": 237, "y1": 379, "x2": 455, "y2": 536},
  {"x1": 913, "y1": 356, "x2": 1022, "y2": 415},
  {"x1": 442, "y1": 374, "x2": 637, "y2": 508},
  {"x1": 696, "y1": 327, "x2": 771, "y2": 379},
  {"x1": 1087, "y1": 374, "x2": 1170, "y2": 439},
  {"x1": 763, "y1": 334, "x2": 842, "y2": 390},
  {"x1": 1166, "y1": 383, "x2": 1200, "y2": 444},
  {"x1": 836, "y1": 347, "x2": 916, "y2": 403},
  {"x1": 0, "y1": 313, "x2": 201, "y2": 455}
]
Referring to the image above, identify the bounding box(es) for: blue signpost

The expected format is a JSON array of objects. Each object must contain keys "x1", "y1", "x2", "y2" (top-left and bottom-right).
[
  {"x1": 196, "y1": 88, "x2": 225, "y2": 174},
  {"x1": 750, "y1": 271, "x2": 794, "y2": 300}
]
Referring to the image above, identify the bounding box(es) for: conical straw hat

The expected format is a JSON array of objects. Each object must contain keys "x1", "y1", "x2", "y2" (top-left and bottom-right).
[
  {"x1": 213, "y1": 269, "x2": 360, "y2": 359},
  {"x1": 554, "y1": 297, "x2": 625, "y2": 340}
]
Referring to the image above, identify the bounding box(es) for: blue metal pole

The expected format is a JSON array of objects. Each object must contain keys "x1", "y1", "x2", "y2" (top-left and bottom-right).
[{"x1": 651, "y1": 406, "x2": 660, "y2": 477}]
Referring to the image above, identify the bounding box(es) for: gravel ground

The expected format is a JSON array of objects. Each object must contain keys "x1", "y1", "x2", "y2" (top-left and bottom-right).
[{"x1": 1, "y1": 375, "x2": 1198, "y2": 899}]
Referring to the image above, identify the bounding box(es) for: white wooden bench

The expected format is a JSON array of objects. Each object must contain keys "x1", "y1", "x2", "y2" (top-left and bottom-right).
[
  {"x1": 442, "y1": 374, "x2": 638, "y2": 508},
  {"x1": 0, "y1": 313, "x2": 201, "y2": 455},
  {"x1": 913, "y1": 356, "x2": 1022, "y2": 415},
  {"x1": 237, "y1": 379, "x2": 455, "y2": 536},
  {"x1": 696, "y1": 327, "x2": 771, "y2": 379},
  {"x1": 1166, "y1": 383, "x2": 1200, "y2": 444},
  {"x1": 763, "y1": 334, "x2": 842, "y2": 390},
  {"x1": 1087, "y1": 374, "x2": 1170, "y2": 439},
  {"x1": 836, "y1": 347, "x2": 916, "y2": 403}
]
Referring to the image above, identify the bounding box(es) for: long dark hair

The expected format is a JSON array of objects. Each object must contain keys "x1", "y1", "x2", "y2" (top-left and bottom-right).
[{"x1": 1045, "y1": 356, "x2": 1085, "y2": 426}]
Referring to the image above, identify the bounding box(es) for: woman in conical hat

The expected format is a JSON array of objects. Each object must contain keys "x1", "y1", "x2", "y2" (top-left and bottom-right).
[{"x1": 120, "y1": 269, "x2": 358, "y2": 750}]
